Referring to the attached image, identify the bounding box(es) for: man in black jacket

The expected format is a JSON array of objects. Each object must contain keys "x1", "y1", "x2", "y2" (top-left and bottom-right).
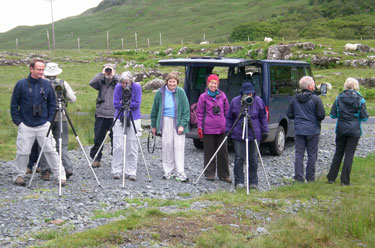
[{"x1": 287, "y1": 76, "x2": 325, "y2": 182}]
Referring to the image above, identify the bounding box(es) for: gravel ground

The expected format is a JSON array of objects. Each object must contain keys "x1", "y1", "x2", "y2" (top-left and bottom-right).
[{"x1": 0, "y1": 122, "x2": 374, "y2": 247}]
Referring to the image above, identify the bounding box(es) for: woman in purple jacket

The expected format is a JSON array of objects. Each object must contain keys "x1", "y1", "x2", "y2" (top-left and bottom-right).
[
  {"x1": 196, "y1": 74, "x2": 231, "y2": 183},
  {"x1": 226, "y1": 82, "x2": 268, "y2": 189},
  {"x1": 111, "y1": 71, "x2": 142, "y2": 181}
]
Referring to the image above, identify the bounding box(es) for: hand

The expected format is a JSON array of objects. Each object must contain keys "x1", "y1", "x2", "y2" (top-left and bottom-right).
[
  {"x1": 178, "y1": 126, "x2": 184, "y2": 135},
  {"x1": 261, "y1": 132, "x2": 268, "y2": 142},
  {"x1": 198, "y1": 128, "x2": 203, "y2": 139},
  {"x1": 152, "y1": 128, "x2": 156, "y2": 136}
]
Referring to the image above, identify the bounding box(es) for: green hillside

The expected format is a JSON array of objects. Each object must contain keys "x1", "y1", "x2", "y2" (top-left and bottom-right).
[{"x1": 1, "y1": 0, "x2": 374, "y2": 50}]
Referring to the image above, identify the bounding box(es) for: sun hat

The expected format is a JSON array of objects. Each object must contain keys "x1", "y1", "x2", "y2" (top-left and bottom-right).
[{"x1": 44, "y1": 62, "x2": 62, "y2": 76}]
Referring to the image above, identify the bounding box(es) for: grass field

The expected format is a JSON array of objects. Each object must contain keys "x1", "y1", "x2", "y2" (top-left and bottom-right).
[{"x1": 30, "y1": 154, "x2": 375, "y2": 247}]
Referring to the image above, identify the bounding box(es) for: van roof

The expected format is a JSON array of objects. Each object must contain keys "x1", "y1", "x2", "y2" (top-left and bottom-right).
[{"x1": 159, "y1": 57, "x2": 309, "y2": 67}]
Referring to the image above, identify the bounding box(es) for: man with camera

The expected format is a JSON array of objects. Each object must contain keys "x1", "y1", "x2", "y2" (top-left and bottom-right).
[
  {"x1": 111, "y1": 71, "x2": 142, "y2": 180},
  {"x1": 287, "y1": 76, "x2": 325, "y2": 183},
  {"x1": 226, "y1": 82, "x2": 268, "y2": 189},
  {"x1": 89, "y1": 64, "x2": 119, "y2": 167},
  {"x1": 10, "y1": 58, "x2": 67, "y2": 186},
  {"x1": 35, "y1": 62, "x2": 76, "y2": 181}
]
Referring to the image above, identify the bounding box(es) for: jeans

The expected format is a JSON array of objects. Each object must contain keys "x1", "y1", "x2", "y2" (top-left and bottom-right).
[
  {"x1": 327, "y1": 135, "x2": 359, "y2": 184},
  {"x1": 90, "y1": 116, "x2": 113, "y2": 161},
  {"x1": 293, "y1": 134, "x2": 320, "y2": 182},
  {"x1": 233, "y1": 139, "x2": 258, "y2": 186}
]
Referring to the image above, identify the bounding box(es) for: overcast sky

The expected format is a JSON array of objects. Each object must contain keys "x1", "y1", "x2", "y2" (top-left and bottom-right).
[{"x1": 0, "y1": 0, "x2": 103, "y2": 33}]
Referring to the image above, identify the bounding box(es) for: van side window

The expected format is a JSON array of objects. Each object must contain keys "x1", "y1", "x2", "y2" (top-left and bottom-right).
[{"x1": 270, "y1": 65, "x2": 299, "y2": 95}]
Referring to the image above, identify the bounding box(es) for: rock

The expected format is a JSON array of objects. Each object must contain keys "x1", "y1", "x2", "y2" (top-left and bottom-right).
[
  {"x1": 214, "y1": 46, "x2": 244, "y2": 56},
  {"x1": 267, "y1": 45, "x2": 293, "y2": 60},
  {"x1": 357, "y1": 44, "x2": 371, "y2": 53},
  {"x1": 142, "y1": 78, "x2": 164, "y2": 90},
  {"x1": 355, "y1": 77, "x2": 375, "y2": 88},
  {"x1": 164, "y1": 48, "x2": 173, "y2": 55},
  {"x1": 311, "y1": 55, "x2": 341, "y2": 66},
  {"x1": 292, "y1": 42, "x2": 315, "y2": 50}
]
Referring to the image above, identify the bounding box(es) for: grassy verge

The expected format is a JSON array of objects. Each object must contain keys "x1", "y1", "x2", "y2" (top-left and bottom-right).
[{"x1": 31, "y1": 154, "x2": 375, "y2": 247}]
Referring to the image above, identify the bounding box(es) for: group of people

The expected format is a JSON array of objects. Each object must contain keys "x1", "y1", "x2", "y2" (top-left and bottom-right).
[{"x1": 10, "y1": 59, "x2": 369, "y2": 189}]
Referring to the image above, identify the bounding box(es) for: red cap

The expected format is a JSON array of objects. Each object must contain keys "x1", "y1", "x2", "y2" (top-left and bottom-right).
[{"x1": 207, "y1": 74, "x2": 219, "y2": 85}]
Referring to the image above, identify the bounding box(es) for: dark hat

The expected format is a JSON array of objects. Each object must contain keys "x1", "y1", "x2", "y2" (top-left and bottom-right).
[{"x1": 240, "y1": 82, "x2": 255, "y2": 94}]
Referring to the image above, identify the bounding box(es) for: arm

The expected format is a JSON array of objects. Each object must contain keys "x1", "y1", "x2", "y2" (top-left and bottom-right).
[
  {"x1": 10, "y1": 82, "x2": 22, "y2": 125},
  {"x1": 150, "y1": 92, "x2": 160, "y2": 128},
  {"x1": 223, "y1": 93, "x2": 229, "y2": 116},
  {"x1": 196, "y1": 94, "x2": 205, "y2": 129},
  {"x1": 129, "y1": 83, "x2": 142, "y2": 111},
  {"x1": 258, "y1": 98, "x2": 269, "y2": 134},
  {"x1": 113, "y1": 84, "x2": 123, "y2": 110},
  {"x1": 329, "y1": 99, "x2": 338, "y2": 119},
  {"x1": 360, "y1": 98, "x2": 369, "y2": 122},
  {"x1": 89, "y1": 73, "x2": 104, "y2": 90},
  {"x1": 63, "y1": 81, "x2": 76, "y2": 103},
  {"x1": 179, "y1": 90, "x2": 190, "y2": 129},
  {"x1": 286, "y1": 98, "x2": 294, "y2": 119},
  {"x1": 313, "y1": 96, "x2": 325, "y2": 121}
]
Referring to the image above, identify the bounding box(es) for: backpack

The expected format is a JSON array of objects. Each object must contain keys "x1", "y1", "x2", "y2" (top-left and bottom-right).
[{"x1": 190, "y1": 103, "x2": 198, "y2": 128}]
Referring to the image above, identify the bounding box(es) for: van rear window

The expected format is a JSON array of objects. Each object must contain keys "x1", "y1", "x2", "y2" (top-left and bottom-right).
[{"x1": 270, "y1": 65, "x2": 300, "y2": 95}]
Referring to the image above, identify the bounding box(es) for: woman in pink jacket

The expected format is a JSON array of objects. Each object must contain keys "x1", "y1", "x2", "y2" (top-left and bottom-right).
[{"x1": 196, "y1": 74, "x2": 231, "y2": 183}]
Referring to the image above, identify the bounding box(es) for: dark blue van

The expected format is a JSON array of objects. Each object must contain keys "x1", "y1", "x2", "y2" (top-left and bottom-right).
[{"x1": 159, "y1": 57, "x2": 313, "y2": 155}]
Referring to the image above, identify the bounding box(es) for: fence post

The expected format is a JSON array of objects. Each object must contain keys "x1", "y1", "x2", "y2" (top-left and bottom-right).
[
  {"x1": 160, "y1": 32, "x2": 162, "y2": 46},
  {"x1": 121, "y1": 38, "x2": 124, "y2": 49},
  {"x1": 148, "y1": 38, "x2": 150, "y2": 48},
  {"x1": 181, "y1": 39, "x2": 183, "y2": 45},
  {"x1": 204, "y1": 33, "x2": 206, "y2": 41},
  {"x1": 16, "y1": 38, "x2": 18, "y2": 53},
  {"x1": 106, "y1": 30, "x2": 109, "y2": 50},
  {"x1": 46, "y1": 30, "x2": 51, "y2": 52},
  {"x1": 78, "y1": 37, "x2": 80, "y2": 52},
  {"x1": 135, "y1": 32, "x2": 138, "y2": 49}
]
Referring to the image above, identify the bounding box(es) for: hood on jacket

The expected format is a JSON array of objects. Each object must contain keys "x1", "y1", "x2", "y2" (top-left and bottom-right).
[
  {"x1": 296, "y1": 90, "x2": 313, "y2": 103},
  {"x1": 340, "y1": 90, "x2": 361, "y2": 108}
]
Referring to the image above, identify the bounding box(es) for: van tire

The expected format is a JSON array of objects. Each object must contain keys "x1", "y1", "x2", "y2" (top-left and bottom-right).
[
  {"x1": 269, "y1": 126, "x2": 285, "y2": 156},
  {"x1": 193, "y1": 139, "x2": 204, "y2": 149}
]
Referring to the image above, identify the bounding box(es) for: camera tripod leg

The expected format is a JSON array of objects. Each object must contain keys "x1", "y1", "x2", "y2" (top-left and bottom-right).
[
  {"x1": 254, "y1": 140, "x2": 271, "y2": 190},
  {"x1": 129, "y1": 112, "x2": 151, "y2": 182},
  {"x1": 28, "y1": 110, "x2": 58, "y2": 189},
  {"x1": 64, "y1": 109, "x2": 102, "y2": 187},
  {"x1": 122, "y1": 109, "x2": 128, "y2": 188}
]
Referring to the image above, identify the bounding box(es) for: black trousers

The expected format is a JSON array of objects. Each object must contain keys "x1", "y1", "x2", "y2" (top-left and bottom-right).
[
  {"x1": 203, "y1": 133, "x2": 229, "y2": 178},
  {"x1": 327, "y1": 135, "x2": 360, "y2": 184},
  {"x1": 90, "y1": 116, "x2": 113, "y2": 161}
]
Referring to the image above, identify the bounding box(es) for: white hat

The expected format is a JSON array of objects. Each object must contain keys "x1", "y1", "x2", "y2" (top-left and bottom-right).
[{"x1": 44, "y1": 62, "x2": 63, "y2": 76}]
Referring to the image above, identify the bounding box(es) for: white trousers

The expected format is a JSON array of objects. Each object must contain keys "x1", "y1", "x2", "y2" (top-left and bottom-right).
[
  {"x1": 111, "y1": 119, "x2": 141, "y2": 176},
  {"x1": 162, "y1": 117, "x2": 186, "y2": 177},
  {"x1": 14, "y1": 122, "x2": 66, "y2": 181}
]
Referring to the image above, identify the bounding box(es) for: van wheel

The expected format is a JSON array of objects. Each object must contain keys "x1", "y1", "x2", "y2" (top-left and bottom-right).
[
  {"x1": 193, "y1": 139, "x2": 204, "y2": 149},
  {"x1": 269, "y1": 126, "x2": 285, "y2": 156}
]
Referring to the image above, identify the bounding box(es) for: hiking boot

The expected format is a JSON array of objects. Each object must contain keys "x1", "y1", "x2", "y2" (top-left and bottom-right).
[
  {"x1": 14, "y1": 176, "x2": 26, "y2": 186},
  {"x1": 249, "y1": 184, "x2": 258, "y2": 190},
  {"x1": 92, "y1": 161, "x2": 101, "y2": 168},
  {"x1": 175, "y1": 173, "x2": 189, "y2": 183},
  {"x1": 113, "y1": 174, "x2": 121, "y2": 180},
  {"x1": 60, "y1": 180, "x2": 67, "y2": 186},
  {"x1": 235, "y1": 183, "x2": 244, "y2": 189},
  {"x1": 341, "y1": 182, "x2": 352, "y2": 186},
  {"x1": 41, "y1": 170, "x2": 51, "y2": 181},
  {"x1": 328, "y1": 180, "x2": 334, "y2": 184},
  {"x1": 26, "y1": 168, "x2": 32, "y2": 174},
  {"x1": 219, "y1": 177, "x2": 232, "y2": 184},
  {"x1": 126, "y1": 175, "x2": 136, "y2": 181},
  {"x1": 205, "y1": 176, "x2": 214, "y2": 181},
  {"x1": 66, "y1": 171, "x2": 73, "y2": 180},
  {"x1": 162, "y1": 172, "x2": 174, "y2": 180}
]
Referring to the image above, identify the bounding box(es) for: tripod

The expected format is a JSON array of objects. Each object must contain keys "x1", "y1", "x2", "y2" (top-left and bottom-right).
[
  {"x1": 194, "y1": 100, "x2": 271, "y2": 194},
  {"x1": 91, "y1": 94, "x2": 151, "y2": 188},
  {"x1": 28, "y1": 97, "x2": 102, "y2": 196}
]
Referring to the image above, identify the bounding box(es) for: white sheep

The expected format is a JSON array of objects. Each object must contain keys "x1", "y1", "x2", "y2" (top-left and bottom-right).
[
  {"x1": 344, "y1": 43, "x2": 360, "y2": 51},
  {"x1": 200, "y1": 41, "x2": 209, "y2": 45},
  {"x1": 264, "y1": 37, "x2": 273, "y2": 43}
]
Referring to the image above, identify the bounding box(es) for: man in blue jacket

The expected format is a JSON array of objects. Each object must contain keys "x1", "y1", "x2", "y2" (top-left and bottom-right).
[
  {"x1": 10, "y1": 58, "x2": 66, "y2": 186},
  {"x1": 287, "y1": 76, "x2": 325, "y2": 183}
]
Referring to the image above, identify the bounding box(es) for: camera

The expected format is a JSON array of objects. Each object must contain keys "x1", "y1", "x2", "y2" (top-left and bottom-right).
[
  {"x1": 96, "y1": 98, "x2": 105, "y2": 104},
  {"x1": 241, "y1": 94, "x2": 254, "y2": 106},
  {"x1": 32, "y1": 104, "x2": 43, "y2": 116},
  {"x1": 122, "y1": 86, "x2": 132, "y2": 107},
  {"x1": 54, "y1": 83, "x2": 65, "y2": 100},
  {"x1": 212, "y1": 106, "x2": 221, "y2": 115}
]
